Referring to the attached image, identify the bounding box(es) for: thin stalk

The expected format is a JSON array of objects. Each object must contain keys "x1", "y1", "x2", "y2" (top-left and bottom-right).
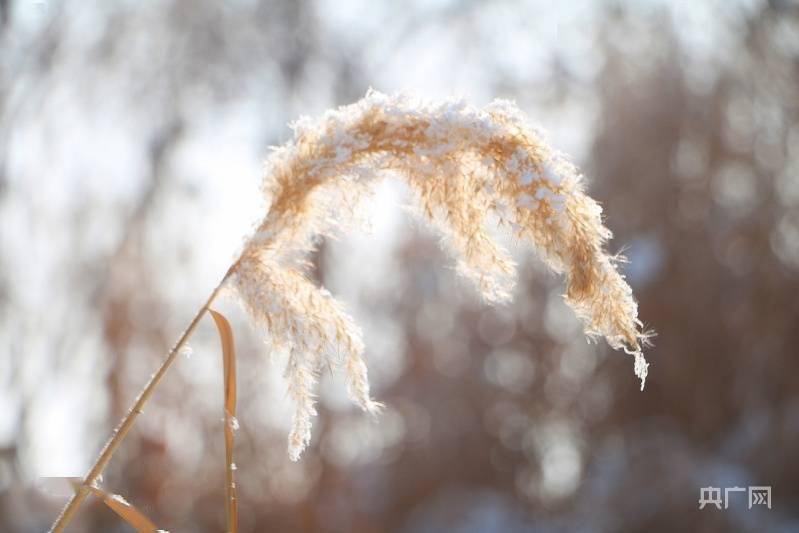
[{"x1": 50, "y1": 264, "x2": 238, "y2": 532}]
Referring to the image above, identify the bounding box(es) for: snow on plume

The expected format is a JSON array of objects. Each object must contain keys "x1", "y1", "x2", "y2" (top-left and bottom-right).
[{"x1": 230, "y1": 90, "x2": 652, "y2": 460}]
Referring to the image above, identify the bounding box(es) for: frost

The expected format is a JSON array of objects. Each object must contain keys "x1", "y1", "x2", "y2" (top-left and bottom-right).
[
  {"x1": 534, "y1": 187, "x2": 566, "y2": 213},
  {"x1": 110, "y1": 494, "x2": 130, "y2": 505},
  {"x1": 413, "y1": 142, "x2": 455, "y2": 158},
  {"x1": 634, "y1": 352, "x2": 649, "y2": 391},
  {"x1": 334, "y1": 145, "x2": 352, "y2": 163},
  {"x1": 516, "y1": 194, "x2": 534, "y2": 208},
  {"x1": 519, "y1": 170, "x2": 535, "y2": 185},
  {"x1": 543, "y1": 162, "x2": 563, "y2": 185},
  {"x1": 181, "y1": 345, "x2": 193, "y2": 359},
  {"x1": 506, "y1": 148, "x2": 524, "y2": 173}
]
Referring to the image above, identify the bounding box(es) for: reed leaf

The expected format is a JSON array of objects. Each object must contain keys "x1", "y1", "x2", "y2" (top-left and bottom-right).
[
  {"x1": 210, "y1": 309, "x2": 239, "y2": 533},
  {"x1": 68, "y1": 479, "x2": 158, "y2": 532}
]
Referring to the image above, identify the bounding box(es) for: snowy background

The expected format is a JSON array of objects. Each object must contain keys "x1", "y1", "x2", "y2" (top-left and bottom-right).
[{"x1": 1, "y1": 0, "x2": 798, "y2": 531}]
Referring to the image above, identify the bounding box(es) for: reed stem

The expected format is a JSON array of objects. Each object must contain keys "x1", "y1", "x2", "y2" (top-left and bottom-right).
[{"x1": 50, "y1": 264, "x2": 237, "y2": 532}]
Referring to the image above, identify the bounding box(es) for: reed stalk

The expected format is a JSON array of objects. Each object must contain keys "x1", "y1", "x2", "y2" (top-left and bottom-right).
[{"x1": 50, "y1": 264, "x2": 237, "y2": 532}]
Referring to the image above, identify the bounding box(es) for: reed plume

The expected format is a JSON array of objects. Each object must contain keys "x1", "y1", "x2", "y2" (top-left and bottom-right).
[
  {"x1": 233, "y1": 90, "x2": 651, "y2": 460},
  {"x1": 51, "y1": 90, "x2": 651, "y2": 532}
]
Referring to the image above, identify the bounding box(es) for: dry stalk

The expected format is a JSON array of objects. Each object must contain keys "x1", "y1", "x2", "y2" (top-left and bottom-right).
[
  {"x1": 209, "y1": 309, "x2": 239, "y2": 533},
  {"x1": 50, "y1": 269, "x2": 233, "y2": 532}
]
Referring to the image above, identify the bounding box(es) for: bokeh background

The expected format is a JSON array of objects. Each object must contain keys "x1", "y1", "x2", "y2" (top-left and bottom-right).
[{"x1": 1, "y1": 0, "x2": 798, "y2": 531}]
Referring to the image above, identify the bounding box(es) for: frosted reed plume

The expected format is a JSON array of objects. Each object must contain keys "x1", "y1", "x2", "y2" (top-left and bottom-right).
[
  {"x1": 232, "y1": 90, "x2": 651, "y2": 460},
  {"x1": 50, "y1": 90, "x2": 653, "y2": 532}
]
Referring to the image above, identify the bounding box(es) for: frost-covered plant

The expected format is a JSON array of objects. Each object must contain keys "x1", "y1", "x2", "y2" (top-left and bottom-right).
[
  {"x1": 233, "y1": 90, "x2": 650, "y2": 459},
  {"x1": 52, "y1": 90, "x2": 651, "y2": 531}
]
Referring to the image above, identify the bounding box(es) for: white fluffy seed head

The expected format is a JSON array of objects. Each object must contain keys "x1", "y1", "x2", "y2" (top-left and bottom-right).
[{"x1": 231, "y1": 90, "x2": 652, "y2": 460}]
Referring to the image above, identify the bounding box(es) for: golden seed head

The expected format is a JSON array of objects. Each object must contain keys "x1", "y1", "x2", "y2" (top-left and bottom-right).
[{"x1": 231, "y1": 90, "x2": 651, "y2": 460}]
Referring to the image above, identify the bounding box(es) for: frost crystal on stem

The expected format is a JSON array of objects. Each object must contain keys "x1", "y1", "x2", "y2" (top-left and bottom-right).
[{"x1": 231, "y1": 90, "x2": 652, "y2": 460}]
